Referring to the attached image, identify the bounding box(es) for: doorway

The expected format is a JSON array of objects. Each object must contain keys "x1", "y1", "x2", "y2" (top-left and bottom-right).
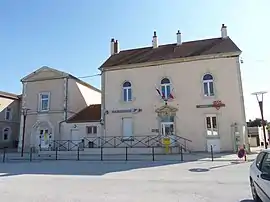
[{"x1": 161, "y1": 122, "x2": 174, "y2": 136}]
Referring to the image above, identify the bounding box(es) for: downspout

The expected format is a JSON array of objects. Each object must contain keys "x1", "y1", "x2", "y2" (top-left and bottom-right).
[
  {"x1": 100, "y1": 68, "x2": 106, "y2": 138},
  {"x1": 59, "y1": 77, "x2": 69, "y2": 139}
]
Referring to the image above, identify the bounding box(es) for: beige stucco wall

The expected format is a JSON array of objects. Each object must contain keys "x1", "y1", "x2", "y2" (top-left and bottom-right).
[
  {"x1": 66, "y1": 79, "x2": 101, "y2": 119},
  {"x1": 104, "y1": 57, "x2": 247, "y2": 152},
  {"x1": 0, "y1": 96, "x2": 20, "y2": 148}
]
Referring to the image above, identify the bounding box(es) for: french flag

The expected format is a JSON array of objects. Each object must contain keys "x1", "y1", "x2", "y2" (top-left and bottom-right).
[{"x1": 156, "y1": 87, "x2": 165, "y2": 99}]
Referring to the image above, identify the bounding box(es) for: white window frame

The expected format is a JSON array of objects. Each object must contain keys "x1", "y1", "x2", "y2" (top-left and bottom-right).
[
  {"x1": 203, "y1": 74, "x2": 214, "y2": 97},
  {"x1": 86, "y1": 126, "x2": 97, "y2": 135},
  {"x1": 205, "y1": 114, "x2": 218, "y2": 136},
  {"x1": 39, "y1": 92, "x2": 50, "y2": 112},
  {"x1": 2, "y1": 127, "x2": 11, "y2": 141},
  {"x1": 123, "y1": 81, "x2": 132, "y2": 102},
  {"x1": 5, "y1": 107, "x2": 12, "y2": 120},
  {"x1": 161, "y1": 78, "x2": 171, "y2": 99}
]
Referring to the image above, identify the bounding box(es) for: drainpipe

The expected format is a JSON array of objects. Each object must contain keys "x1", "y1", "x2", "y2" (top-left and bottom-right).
[{"x1": 65, "y1": 77, "x2": 69, "y2": 121}]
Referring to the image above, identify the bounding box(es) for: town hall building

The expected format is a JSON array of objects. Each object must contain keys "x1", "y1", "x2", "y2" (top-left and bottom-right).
[{"x1": 99, "y1": 24, "x2": 248, "y2": 152}]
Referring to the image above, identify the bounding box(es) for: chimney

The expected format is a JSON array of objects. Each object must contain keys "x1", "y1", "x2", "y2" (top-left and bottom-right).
[
  {"x1": 221, "y1": 24, "x2": 228, "y2": 38},
  {"x1": 152, "y1": 31, "x2": 158, "y2": 48},
  {"x1": 110, "y1": 38, "x2": 119, "y2": 55},
  {"x1": 176, "y1": 30, "x2": 182, "y2": 45},
  {"x1": 114, "y1": 40, "x2": 119, "y2": 54},
  {"x1": 110, "y1": 38, "x2": 115, "y2": 55}
]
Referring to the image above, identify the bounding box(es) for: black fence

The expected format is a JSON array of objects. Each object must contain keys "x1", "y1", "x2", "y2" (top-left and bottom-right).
[
  {"x1": 0, "y1": 145, "x2": 248, "y2": 163},
  {"x1": 39, "y1": 135, "x2": 192, "y2": 152}
]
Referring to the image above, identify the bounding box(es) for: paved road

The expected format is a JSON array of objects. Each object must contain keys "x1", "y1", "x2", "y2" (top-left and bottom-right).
[{"x1": 0, "y1": 160, "x2": 253, "y2": 202}]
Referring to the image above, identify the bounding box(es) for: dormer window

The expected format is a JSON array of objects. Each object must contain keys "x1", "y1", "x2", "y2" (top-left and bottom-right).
[{"x1": 123, "y1": 81, "x2": 132, "y2": 102}]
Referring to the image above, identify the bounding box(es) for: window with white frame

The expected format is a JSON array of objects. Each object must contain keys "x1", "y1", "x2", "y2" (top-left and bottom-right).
[
  {"x1": 123, "y1": 81, "x2": 132, "y2": 102},
  {"x1": 2, "y1": 127, "x2": 10, "y2": 141},
  {"x1": 203, "y1": 74, "x2": 214, "y2": 96},
  {"x1": 5, "y1": 107, "x2": 12, "y2": 120},
  {"x1": 161, "y1": 78, "x2": 171, "y2": 99},
  {"x1": 86, "y1": 126, "x2": 97, "y2": 134},
  {"x1": 205, "y1": 114, "x2": 218, "y2": 136},
  {"x1": 39, "y1": 92, "x2": 50, "y2": 111}
]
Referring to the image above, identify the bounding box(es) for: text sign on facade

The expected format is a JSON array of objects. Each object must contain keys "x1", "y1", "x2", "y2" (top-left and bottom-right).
[
  {"x1": 196, "y1": 100, "x2": 225, "y2": 110},
  {"x1": 111, "y1": 108, "x2": 142, "y2": 114}
]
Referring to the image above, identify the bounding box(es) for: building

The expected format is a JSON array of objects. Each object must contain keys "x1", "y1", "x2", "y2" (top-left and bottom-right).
[
  {"x1": 61, "y1": 104, "x2": 101, "y2": 149},
  {"x1": 247, "y1": 126, "x2": 269, "y2": 147},
  {"x1": 18, "y1": 66, "x2": 101, "y2": 151},
  {"x1": 99, "y1": 24, "x2": 247, "y2": 152},
  {"x1": 0, "y1": 91, "x2": 21, "y2": 148}
]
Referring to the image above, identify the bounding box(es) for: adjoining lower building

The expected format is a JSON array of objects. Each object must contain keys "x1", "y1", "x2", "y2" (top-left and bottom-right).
[{"x1": 99, "y1": 24, "x2": 248, "y2": 152}]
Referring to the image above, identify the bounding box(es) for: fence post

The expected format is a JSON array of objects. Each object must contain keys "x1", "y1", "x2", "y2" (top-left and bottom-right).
[
  {"x1": 55, "y1": 147, "x2": 58, "y2": 160},
  {"x1": 211, "y1": 145, "x2": 214, "y2": 161},
  {"x1": 77, "y1": 147, "x2": 80, "y2": 161},
  {"x1": 180, "y1": 146, "x2": 183, "y2": 161},
  {"x1": 152, "y1": 147, "x2": 155, "y2": 161},
  {"x1": 125, "y1": 147, "x2": 128, "y2": 161},
  {"x1": 101, "y1": 147, "x2": 103, "y2": 161},
  {"x1": 30, "y1": 147, "x2": 33, "y2": 162},
  {"x1": 2, "y1": 147, "x2": 6, "y2": 163}
]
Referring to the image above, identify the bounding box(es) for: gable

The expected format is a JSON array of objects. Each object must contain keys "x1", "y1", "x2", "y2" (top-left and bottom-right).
[{"x1": 21, "y1": 66, "x2": 69, "y2": 82}]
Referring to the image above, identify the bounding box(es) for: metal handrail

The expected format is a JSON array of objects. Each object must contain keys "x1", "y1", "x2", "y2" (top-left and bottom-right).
[{"x1": 39, "y1": 135, "x2": 192, "y2": 152}]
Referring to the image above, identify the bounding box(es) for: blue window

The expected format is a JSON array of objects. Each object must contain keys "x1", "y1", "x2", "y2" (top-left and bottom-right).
[
  {"x1": 161, "y1": 78, "x2": 171, "y2": 99},
  {"x1": 203, "y1": 74, "x2": 214, "y2": 96},
  {"x1": 123, "y1": 81, "x2": 132, "y2": 102}
]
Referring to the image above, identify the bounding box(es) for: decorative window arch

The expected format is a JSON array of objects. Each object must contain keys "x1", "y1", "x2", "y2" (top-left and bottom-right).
[
  {"x1": 123, "y1": 81, "x2": 132, "y2": 102},
  {"x1": 2, "y1": 127, "x2": 11, "y2": 141},
  {"x1": 161, "y1": 78, "x2": 172, "y2": 99},
  {"x1": 203, "y1": 74, "x2": 214, "y2": 96}
]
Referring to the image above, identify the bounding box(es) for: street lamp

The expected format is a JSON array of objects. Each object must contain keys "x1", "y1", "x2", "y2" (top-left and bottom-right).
[
  {"x1": 251, "y1": 91, "x2": 268, "y2": 149},
  {"x1": 21, "y1": 108, "x2": 30, "y2": 157}
]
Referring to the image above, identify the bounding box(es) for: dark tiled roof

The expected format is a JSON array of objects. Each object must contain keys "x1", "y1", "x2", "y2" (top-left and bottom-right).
[
  {"x1": 100, "y1": 37, "x2": 241, "y2": 68},
  {"x1": 66, "y1": 104, "x2": 101, "y2": 123}
]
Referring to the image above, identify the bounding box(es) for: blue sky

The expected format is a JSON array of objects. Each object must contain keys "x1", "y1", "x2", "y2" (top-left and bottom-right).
[{"x1": 1, "y1": 0, "x2": 269, "y2": 120}]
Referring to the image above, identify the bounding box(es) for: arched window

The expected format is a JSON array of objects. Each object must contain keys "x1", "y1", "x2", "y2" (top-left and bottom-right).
[
  {"x1": 123, "y1": 81, "x2": 132, "y2": 102},
  {"x1": 203, "y1": 74, "x2": 214, "y2": 96},
  {"x1": 161, "y1": 78, "x2": 171, "y2": 99},
  {"x1": 3, "y1": 127, "x2": 10, "y2": 141}
]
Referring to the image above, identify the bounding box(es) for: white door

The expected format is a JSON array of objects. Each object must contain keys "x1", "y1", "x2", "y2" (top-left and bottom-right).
[
  {"x1": 70, "y1": 129, "x2": 80, "y2": 150},
  {"x1": 122, "y1": 118, "x2": 133, "y2": 138}
]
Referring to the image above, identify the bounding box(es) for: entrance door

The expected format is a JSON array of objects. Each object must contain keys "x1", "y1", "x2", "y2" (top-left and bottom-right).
[
  {"x1": 122, "y1": 118, "x2": 133, "y2": 139},
  {"x1": 161, "y1": 122, "x2": 174, "y2": 136},
  {"x1": 39, "y1": 129, "x2": 50, "y2": 149}
]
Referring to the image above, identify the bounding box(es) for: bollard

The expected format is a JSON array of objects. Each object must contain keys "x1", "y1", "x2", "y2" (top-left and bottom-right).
[
  {"x1": 55, "y1": 147, "x2": 58, "y2": 160},
  {"x1": 125, "y1": 147, "x2": 128, "y2": 161},
  {"x1": 152, "y1": 147, "x2": 155, "y2": 161},
  {"x1": 180, "y1": 146, "x2": 183, "y2": 161},
  {"x1": 2, "y1": 148, "x2": 6, "y2": 163},
  {"x1": 210, "y1": 145, "x2": 214, "y2": 161},
  {"x1": 101, "y1": 147, "x2": 103, "y2": 161},
  {"x1": 77, "y1": 147, "x2": 80, "y2": 161},
  {"x1": 30, "y1": 147, "x2": 33, "y2": 162}
]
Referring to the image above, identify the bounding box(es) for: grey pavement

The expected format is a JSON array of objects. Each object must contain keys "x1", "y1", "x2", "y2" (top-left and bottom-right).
[{"x1": 0, "y1": 158, "x2": 254, "y2": 202}]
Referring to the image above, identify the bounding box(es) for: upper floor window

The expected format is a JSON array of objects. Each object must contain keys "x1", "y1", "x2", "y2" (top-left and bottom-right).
[
  {"x1": 2, "y1": 127, "x2": 10, "y2": 141},
  {"x1": 5, "y1": 107, "x2": 12, "y2": 120},
  {"x1": 39, "y1": 92, "x2": 50, "y2": 111},
  {"x1": 203, "y1": 74, "x2": 214, "y2": 96},
  {"x1": 123, "y1": 81, "x2": 132, "y2": 102},
  {"x1": 86, "y1": 126, "x2": 97, "y2": 134},
  {"x1": 161, "y1": 78, "x2": 171, "y2": 99}
]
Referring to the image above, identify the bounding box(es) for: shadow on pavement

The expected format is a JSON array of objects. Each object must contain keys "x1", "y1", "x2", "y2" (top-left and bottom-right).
[{"x1": 0, "y1": 160, "x2": 181, "y2": 177}]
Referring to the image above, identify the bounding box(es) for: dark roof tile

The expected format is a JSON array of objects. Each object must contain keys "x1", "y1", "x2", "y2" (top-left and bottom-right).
[{"x1": 66, "y1": 104, "x2": 101, "y2": 123}]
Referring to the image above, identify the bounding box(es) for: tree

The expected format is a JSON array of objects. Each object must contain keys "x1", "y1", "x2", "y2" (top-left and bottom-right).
[{"x1": 247, "y1": 118, "x2": 268, "y2": 127}]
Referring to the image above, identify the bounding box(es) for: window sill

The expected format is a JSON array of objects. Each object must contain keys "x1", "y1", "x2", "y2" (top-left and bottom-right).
[
  {"x1": 38, "y1": 110, "x2": 50, "y2": 113},
  {"x1": 119, "y1": 97, "x2": 136, "y2": 104}
]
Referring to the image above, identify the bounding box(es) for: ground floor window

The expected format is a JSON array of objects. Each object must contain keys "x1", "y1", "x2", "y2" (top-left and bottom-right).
[
  {"x1": 161, "y1": 122, "x2": 174, "y2": 136},
  {"x1": 205, "y1": 114, "x2": 218, "y2": 136},
  {"x1": 2, "y1": 127, "x2": 11, "y2": 141},
  {"x1": 86, "y1": 126, "x2": 97, "y2": 134},
  {"x1": 122, "y1": 117, "x2": 133, "y2": 139}
]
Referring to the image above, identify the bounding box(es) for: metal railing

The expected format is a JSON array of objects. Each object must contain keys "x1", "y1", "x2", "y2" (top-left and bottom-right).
[{"x1": 40, "y1": 135, "x2": 192, "y2": 152}]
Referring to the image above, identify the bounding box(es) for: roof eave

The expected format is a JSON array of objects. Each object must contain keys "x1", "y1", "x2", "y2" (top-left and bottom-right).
[{"x1": 101, "y1": 51, "x2": 242, "y2": 71}]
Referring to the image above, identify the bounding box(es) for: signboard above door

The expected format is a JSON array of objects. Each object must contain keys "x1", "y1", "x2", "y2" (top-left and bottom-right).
[{"x1": 196, "y1": 100, "x2": 225, "y2": 110}]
